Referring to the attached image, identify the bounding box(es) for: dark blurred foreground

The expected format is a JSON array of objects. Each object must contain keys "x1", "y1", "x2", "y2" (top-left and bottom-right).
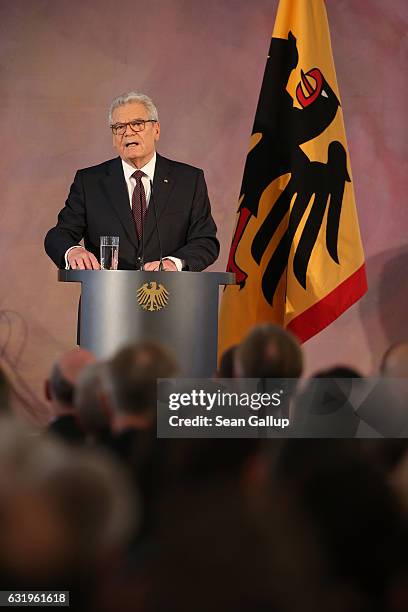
[{"x1": 0, "y1": 330, "x2": 407, "y2": 611}]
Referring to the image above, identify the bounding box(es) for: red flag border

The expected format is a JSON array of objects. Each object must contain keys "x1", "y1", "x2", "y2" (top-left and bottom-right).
[{"x1": 287, "y1": 264, "x2": 367, "y2": 343}]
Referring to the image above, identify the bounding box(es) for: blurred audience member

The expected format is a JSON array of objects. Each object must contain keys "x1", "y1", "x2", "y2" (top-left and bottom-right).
[
  {"x1": 293, "y1": 375, "x2": 361, "y2": 437},
  {"x1": 235, "y1": 323, "x2": 303, "y2": 422},
  {"x1": 216, "y1": 344, "x2": 237, "y2": 378},
  {"x1": 106, "y1": 342, "x2": 178, "y2": 541},
  {"x1": 235, "y1": 323, "x2": 303, "y2": 379},
  {"x1": 379, "y1": 342, "x2": 408, "y2": 435},
  {"x1": 359, "y1": 440, "x2": 408, "y2": 474},
  {"x1": 314, "y1": 365, "x2": 363, "y2": 378},
  {"x1": 0, "y1": 419, "x2": 137, "y2": 611},
  {"x1": 107, "y1": 341, "x2": 178, "y2": 436},
  {"x1": 380, "y1": 342, "x2": 408, "y2": 377},
  {"x1": 391, "y1": 448, "x2": 408, "y2": 510},
  {"x1": 149, "y1": 435, "x2": 273, "y2": 612},
  {"x1": 268, "y1": 440, "x2": 408, "y2": 612},
  {"x1": 0, "y1": 364, "x2": 11, "y2": 413},
  {"x1": 45, "y1": 348, "x2": 96, "y2": 443},
  {"x1": 74, "y1": 361, "x2": 112, "y2": 445}
]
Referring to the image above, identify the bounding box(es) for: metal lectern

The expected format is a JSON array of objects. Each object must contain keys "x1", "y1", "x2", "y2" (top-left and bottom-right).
[{"x1": 58, "y1": 270, "x2": 235, "y2": 377}]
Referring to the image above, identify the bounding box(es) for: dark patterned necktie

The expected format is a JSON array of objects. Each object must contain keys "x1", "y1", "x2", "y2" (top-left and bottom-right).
[{"x1": 131, "y1": 170, "x2": 147, "y2": 240}]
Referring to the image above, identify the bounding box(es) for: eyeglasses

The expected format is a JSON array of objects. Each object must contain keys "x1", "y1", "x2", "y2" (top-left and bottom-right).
[{"x1": 110, "y1": 119, "x2": 156, "y2": 135}]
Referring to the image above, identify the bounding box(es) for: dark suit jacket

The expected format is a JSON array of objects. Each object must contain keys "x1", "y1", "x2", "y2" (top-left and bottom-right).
[{"x1": 44, "y1": 153, "x2": 219, "y2": 271}]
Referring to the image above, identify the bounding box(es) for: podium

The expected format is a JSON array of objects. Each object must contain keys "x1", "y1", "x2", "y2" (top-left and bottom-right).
[{"x1": 58, "y1": 270, "x2": 235, "y2": 377}]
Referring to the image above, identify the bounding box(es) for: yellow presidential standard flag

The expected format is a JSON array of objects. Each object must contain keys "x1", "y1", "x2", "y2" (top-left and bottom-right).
[{"x1": 219, "y1": 0, "x2": 367, "y2": 355}]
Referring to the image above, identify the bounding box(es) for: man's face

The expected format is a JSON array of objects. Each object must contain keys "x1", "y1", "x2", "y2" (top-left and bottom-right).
[{"x1": 111, "y1": 101, "x2": 160, "y2": 168}]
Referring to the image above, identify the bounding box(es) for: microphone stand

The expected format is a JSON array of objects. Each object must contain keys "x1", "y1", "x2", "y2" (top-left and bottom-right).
[
  {"x1": 150, "y1": 179, "x2": 164, "y2": 271},
  {"x1": 138, "y1": 177, "x2": 145, "y2": 271}
]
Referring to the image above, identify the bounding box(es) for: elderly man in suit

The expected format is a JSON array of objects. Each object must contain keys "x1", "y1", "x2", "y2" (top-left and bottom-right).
[{"x1": 45, "y1": 92, "x2": 219, "y2": 272}]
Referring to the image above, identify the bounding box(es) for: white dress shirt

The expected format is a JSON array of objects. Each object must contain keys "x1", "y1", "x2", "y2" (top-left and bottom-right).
[{"x1": 121, "y1": 153, "x2": 155, "y2": 206}]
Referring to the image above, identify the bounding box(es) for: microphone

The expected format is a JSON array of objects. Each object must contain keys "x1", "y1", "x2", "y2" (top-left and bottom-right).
[{"x1": 150, "y1": 179, "x2": 164, "y2": 271}]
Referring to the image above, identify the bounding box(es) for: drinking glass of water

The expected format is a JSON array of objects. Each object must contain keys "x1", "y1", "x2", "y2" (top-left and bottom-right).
[{"x1": 100, "y1": 236, "x2": 119, "y2": 270}]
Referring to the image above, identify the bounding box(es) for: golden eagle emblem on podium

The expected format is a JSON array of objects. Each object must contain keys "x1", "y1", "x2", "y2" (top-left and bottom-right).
[{"x1": 137, "y1": 282, "x2": 169, "y2": 311}]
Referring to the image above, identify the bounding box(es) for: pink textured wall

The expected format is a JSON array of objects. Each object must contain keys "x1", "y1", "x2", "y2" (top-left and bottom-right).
[
  {"x1": 0, "y1": 0, "x2": 407, "y2": 422},
  {"x1": 304, "y1": 0, "x2": 408, "y2": 375}
]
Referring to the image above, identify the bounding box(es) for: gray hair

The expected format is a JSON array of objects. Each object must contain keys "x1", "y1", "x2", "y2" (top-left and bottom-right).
[
  {"x1": 74, "y1": 361, "x2": 111, "y2": 437},
  {"x1": 106, "y1": 342, "x2": 178, "y2": 416},
  {"x1": 108, "y1": 92, "x2": 159, "y2": 125}
]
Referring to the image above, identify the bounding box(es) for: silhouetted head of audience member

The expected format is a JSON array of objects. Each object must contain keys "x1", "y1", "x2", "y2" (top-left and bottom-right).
[
  {"x1": 107, "y1": 342, "x2": 178, "y2": 430},
  {"x1": 151, "y1": 445, "x2": 276, "y2": 612},
  {"x1": 74, "y1": 361, "x2": 111, "y2": 445},
  {"x1": 0, "y1": 365, "x2": 11, "y2": 413},
  {"x1": 380, "y1": 342, "x2": 408, "y2": 377},
  {"x1": 359, "y1": 440, "x2": 408, "y2": 474},
  {"x1": 313, "y1": 365, "x2": 363, "y2": 378},
  {"x1": 46, "y1": 348, "x2": 96, "y2": 414},
  {"x1": 159, "y1": 438, "x2": 262, "y2": 490},
  {"x1": 379, "y1": 343, "x2": 408, "y2": 424},
  {"x1": 234, "y1": 324, "x2": 302, "y2": 421},
  {"x1": 391, "y1": 447, "x2": 408, "y2": 508},
  {"x1": 235, "y1": 323, "x2": 303, "y2": 379},
  {"x1": 45, "y1": 348, "x2": 96, "y2": 444},
  {"x1": 268, "y1": 440, "x2": 408, "y2": 609},
  {"x1": 0, "y1": 420, "x2": 137, "y2": 604},
  {"x1": 216, "y1": 345, "x2": 237, "y2": 378},
  {"x1": 293, "y1": 367, "x2": 363, "y2": 437}
]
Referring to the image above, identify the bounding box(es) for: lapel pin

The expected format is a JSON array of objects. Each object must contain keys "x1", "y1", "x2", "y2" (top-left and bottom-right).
[{"x1": 163, "y1": 179, "x2": 169, "y2": 183}]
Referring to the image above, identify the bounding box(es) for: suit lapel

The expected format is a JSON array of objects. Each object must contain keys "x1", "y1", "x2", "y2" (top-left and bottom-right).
[
  {"x1": 143, "y1": 153, "x2": 175, "y2": 247},
  {"x1": 100, "y1": 157, "x2": 138, "y2": 247}
]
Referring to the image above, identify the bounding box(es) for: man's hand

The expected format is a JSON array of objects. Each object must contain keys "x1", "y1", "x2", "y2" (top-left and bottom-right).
[
  {"x1": 144, "y1": 260, "x2": 177, "y2": 272},
  {"x1": 68, "y1": 247, "x2": 100, "y2": 270}
]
